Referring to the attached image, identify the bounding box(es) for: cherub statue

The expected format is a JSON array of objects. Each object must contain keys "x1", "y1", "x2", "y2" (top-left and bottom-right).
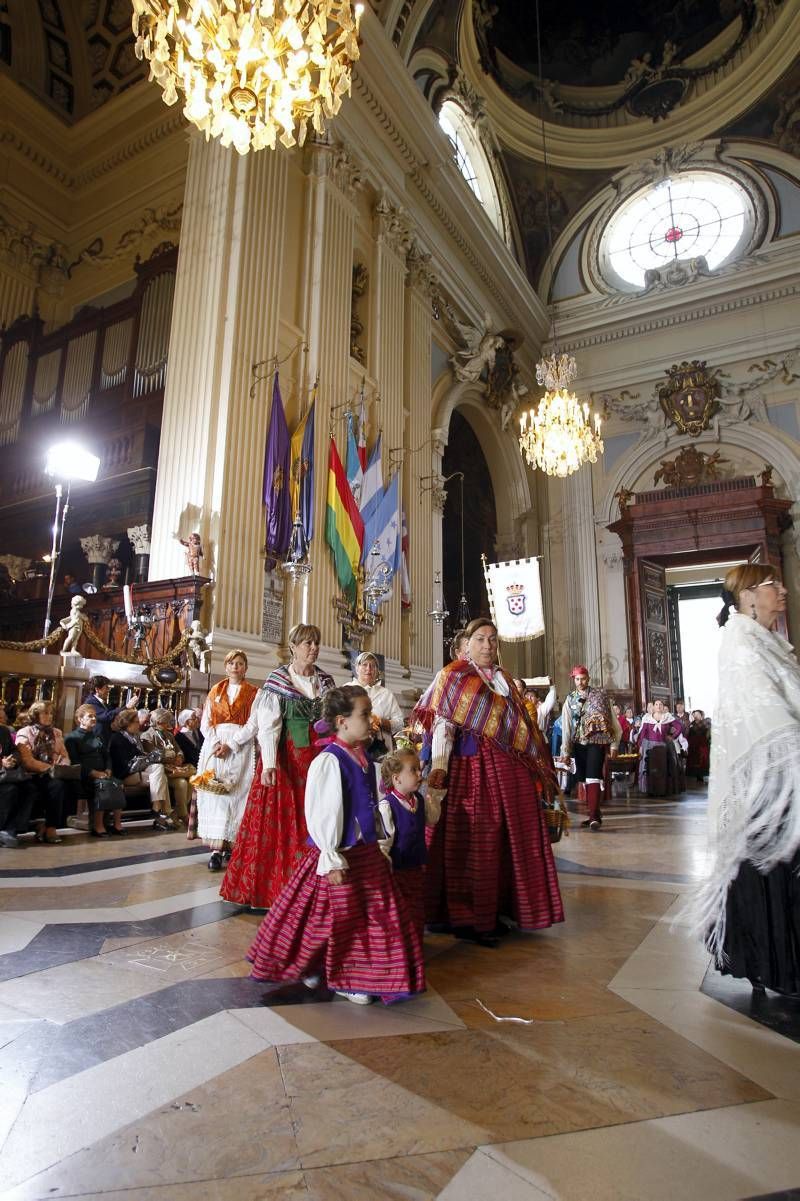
[
  {"x1": 105, "y1": 558, "x2": 122, "y2": 588},
  {"x1": 59, "y1": 595, "x2": 88, "y2": 654},
  {"x1": 186, "y1": 619, "x2": 209, "y2": 671},
  {"x1": 179, "y1": 532, "x2": 203, "y2": 575}
]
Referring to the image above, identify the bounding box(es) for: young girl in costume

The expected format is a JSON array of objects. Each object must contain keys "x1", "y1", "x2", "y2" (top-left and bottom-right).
[
  {"x1": 247, "y1": 686, "x2": 425, "y2": 1005},
  {"x1": 380, "y1": 748, "x2": 441, "y2": 939}
]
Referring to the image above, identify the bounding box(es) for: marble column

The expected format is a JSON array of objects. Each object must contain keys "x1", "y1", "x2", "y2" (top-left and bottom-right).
[
  {"x1": 561, "y1": 465, "x2": 603, "y2": 679},
  {"x1": 369, "y1": 195, "x2": 408, "y2": 687},
  {"x1": 79, "y1": 535, "x2": 119, "y2": 590},
  {"x1": 302, "y1": 141, "x2": 361, "y2": 669},
  {"x1": 126, "y1": 525, "x2": 151, "y2": 583},
  {"x1": 403, "y1": 243, "x2": 436, "y2": 686},
  {"x1": 148, "y1": 135, "x2": 289, "y2": 672}
]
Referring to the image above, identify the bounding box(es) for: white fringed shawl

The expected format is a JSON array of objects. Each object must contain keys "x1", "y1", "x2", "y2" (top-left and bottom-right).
[{"x1": 692, "y1": 612, "x2": 800, "y2": 961}]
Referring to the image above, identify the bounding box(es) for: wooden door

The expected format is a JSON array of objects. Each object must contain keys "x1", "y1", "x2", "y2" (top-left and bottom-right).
[{"x1": 639, "y1": 560, "x2": 673, "y2": 708}]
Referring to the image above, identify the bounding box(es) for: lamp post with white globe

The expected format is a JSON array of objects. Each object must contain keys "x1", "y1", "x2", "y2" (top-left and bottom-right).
[{"x1": 42, "y1": 442, "x2": 101, "y2": 646}]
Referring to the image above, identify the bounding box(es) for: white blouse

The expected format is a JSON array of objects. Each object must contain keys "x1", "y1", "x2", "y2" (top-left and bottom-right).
[
  {"x1": 304, "y1": 749, "x2": 392, "y2": 876},
  {"x1": 200, "y1": 683, "x2": 259, "y2": 750},
  {"x1": 256, "y1": 666, "x2": 323, "y2": 770}
]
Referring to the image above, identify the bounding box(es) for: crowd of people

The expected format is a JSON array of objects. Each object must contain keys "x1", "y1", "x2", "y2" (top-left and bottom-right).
[{"x1": 2, "y1": 581, "x2": 796, "y2": 1007}]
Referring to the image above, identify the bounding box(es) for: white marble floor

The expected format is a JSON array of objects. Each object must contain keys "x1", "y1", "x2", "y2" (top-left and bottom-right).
[{"x1": 0, "y1": 793, "x2": 798, "y2": 1200}]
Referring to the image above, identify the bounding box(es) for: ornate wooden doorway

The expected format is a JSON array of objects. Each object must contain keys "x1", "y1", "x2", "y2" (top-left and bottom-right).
[{"x1": 608, "y1": 474, "x2": 792, "y2": 709}]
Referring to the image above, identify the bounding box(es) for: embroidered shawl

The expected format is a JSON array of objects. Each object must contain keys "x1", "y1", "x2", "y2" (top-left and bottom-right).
[
  {"x1": 206, "y1": 679, "x2": 258, "y2": 727},
  {"x1": 263, "y1": 664, "x2": 335, "y2": 704},
  {"x1": 413, "y1": 660, "x2": 551, "y2": 767},
  {"x1": 689, "y1": 613, "x2": 800, "y2": 959}
]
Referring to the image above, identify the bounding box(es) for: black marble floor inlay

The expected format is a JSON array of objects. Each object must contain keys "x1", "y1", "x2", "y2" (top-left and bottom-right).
[
  {"x1": 740, "y1": 1191, "x2": 800, "y2": 1200},
  {"x1": 0, "y1": 844, "x2": 208, "y2": 878},
  {"x1": 701, "y1": 963, "x2": 800, "y2": 1045},
  {"x1": 0, "y1": 901, "x2": 244, "y2": 984},
  {"x1": 553, "y1": 856, "x2": 693, "y2": 884}
]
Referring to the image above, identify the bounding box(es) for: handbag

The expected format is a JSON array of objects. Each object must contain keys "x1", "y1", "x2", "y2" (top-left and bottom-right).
[
  {"x1": 93, "y1": 777, "x2": 126, "y2": 811},
  {"x1": 52, "y1": 764, "x2": 81, "y2": 780},
  {"x1": 128, "y1": 749, "x2": 164, "y2": 774},
  {"x1": 0, "y1": 765, "x2": 28, "y2": 784}
]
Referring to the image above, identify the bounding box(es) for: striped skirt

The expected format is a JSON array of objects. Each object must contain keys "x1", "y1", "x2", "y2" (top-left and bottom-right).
[
  {"x1": 425, "y1": 738, "x2": 564, "y2": 935},
  {"x1": 393, "y1": 866, "x2": 426, "y2": 942},
  {"x1": 247, "y1": 842, "x2": 425, "y2": 1003}
]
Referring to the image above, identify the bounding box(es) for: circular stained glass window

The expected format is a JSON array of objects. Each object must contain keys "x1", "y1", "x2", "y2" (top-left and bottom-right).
[{"x1": 601, "y1": 171, "x2": 752, "y2": 290}]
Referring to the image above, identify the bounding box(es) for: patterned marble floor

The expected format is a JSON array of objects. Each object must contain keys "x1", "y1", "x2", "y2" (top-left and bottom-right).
[{"x1": 1, "y1": 790, "x2": 799, "y2": 1200}]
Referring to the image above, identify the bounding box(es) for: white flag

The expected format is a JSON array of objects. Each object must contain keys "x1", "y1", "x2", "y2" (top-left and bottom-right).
[{"x1": 484, "y1": 557, "x2": 545, "y2": 642}]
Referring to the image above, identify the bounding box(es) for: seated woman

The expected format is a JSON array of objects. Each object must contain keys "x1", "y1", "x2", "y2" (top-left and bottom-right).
[
  {"x1": 15, "y1": 700, "x2": 68, "y2": 844},
  {"x1": 0, "y1": 709, "x2": 32, "y2": 847},
  {"x1": 65, "y1": 704, "x2": 122, "y2": 837},
  {"x1": 175, "y1": 708, "x2": 203, "y2": 767},
  {"x1": 109, "y1": 709, "x2": 175, "y2": 831},
  {"x1": 143, "y1": 708, "x2": 191, "y2": 825}
]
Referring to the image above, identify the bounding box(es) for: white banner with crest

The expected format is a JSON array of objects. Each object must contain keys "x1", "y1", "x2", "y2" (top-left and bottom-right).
[{"x1": 483, "y1": 556, "x2": 545, "y2": 642}]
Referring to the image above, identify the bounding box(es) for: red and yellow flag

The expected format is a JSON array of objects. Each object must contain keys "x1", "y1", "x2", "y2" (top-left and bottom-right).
[{"x1": 325, "y1": 436, "x2": 364, "y2": 603}]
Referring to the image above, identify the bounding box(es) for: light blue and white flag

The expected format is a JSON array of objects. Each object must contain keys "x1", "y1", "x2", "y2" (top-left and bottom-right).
[
  {"x1": 359, "y1": 433, "x2": 383, "y2": 561},
  {"x1": 363, "y1": 471, "x2": 401, "y2": 602},
  {"x1": 345, "y1": 410, "x2": 363, "y2": 508}
]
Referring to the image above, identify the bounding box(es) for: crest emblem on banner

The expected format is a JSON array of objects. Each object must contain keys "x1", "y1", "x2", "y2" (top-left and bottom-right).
[{"x1": 506, "y1": 582, "x2": 526, "y2": 616}]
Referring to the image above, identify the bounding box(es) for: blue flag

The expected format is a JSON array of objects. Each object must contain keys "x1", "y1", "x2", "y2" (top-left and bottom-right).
[
  {"x1": 290, "y1": 397, "x2": 315, "y2": 543},
  {"x1": 363, "y1": 471, "x2": 400, "y2": 602},
  {"x1": 262, "y1": 373, "x2": 291, "y2": 563}
]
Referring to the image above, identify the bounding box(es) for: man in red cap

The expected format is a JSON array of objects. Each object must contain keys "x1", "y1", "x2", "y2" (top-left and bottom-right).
[{"x1": 559, "y1": 666, "x2": 621, "y2": 831}]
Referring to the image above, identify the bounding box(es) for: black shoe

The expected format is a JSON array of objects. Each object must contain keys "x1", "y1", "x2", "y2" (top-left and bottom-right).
[
  {"x1": 749, "y1": 976, "x2": 767, "y2": 994},
  {"x1": 153, "y1": 816, "x2": 172, "y2": 832},
  {"x1": 90, "y1": 829, "x2": 109, "y2": 838},
  {"x1": 453, "y1": 926, "x2": 500, "y2": 948},
  {"x1": 108, "y1": 827, "x2": 127, "y2": 836},
  {"x1": 208, "y1": 852, "x2": 223, "y2": 871},
  {"x1": 222, "y1": 848, "x2": 232, "y2": 863}
]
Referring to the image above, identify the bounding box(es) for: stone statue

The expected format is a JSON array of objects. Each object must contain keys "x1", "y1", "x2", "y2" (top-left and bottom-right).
[
  {"x1": 105, "y1": 558, "x2": 122, "y2": 588},
  {"x1": 186, "y1": 619, "x2": 209, "y2": 671},
  {"x1": 654, "y1": 447, "x2": 727, "y2": 489},
  {"x1": 179, "y1": 533, "x2": 203, "y2": 576},
  {"x1": 59, "y1": 595, "x2": 88, "y2": 654},
  {"x1": 615, "y1": 486, "x2": 634, "y2": 514},
  {"x1": 450, "y1": 313, "x2": 505, "y2": 384}
]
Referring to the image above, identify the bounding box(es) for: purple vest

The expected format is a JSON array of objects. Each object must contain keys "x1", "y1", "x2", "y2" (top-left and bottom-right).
[
  {"x1": 308, "y1": 741, "x2": 380, "y2": 851},
  {"x1": 387, "y1": 789, "x2": 427, "y2": 871}
]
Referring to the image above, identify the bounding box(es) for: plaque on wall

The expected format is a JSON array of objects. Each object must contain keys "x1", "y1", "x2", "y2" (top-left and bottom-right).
[
  {"x1": 261, "y1": 573, "x2": 285, "y2": 644},
  {"x1": 658, "y1": 360, "x2": 722, "y2": 436}
]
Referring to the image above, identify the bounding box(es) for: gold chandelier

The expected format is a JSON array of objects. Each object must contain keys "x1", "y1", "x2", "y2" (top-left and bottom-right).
[
  {"x1": 131, "y1": 0, "x2": 364, "y2": 155},
  {"x1": 518, "y1": 353, "x2": 603, "y2": 479}
]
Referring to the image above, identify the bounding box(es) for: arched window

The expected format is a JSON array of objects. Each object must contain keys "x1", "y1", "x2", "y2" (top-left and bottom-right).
[
  {"x1": 438, "y1": 100, "x2": 506, "y2": 241},
  {"x1": 600, "y1": 171, "x2": 753, "y2": 290}
]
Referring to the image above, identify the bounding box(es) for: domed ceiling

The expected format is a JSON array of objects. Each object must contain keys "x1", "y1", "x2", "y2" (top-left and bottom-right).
[{"x1": 484, "y1": 0, "x2": 743, "y2": 89}]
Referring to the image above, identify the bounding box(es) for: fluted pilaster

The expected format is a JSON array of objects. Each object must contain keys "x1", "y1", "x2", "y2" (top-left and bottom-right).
[
  {"x1": 561, "y1": 466, "x2": 602, "y2": 678},
  {"x1": 404, "y1": 268, "x2": 434, "y2": 678},
  {"x1": 148, "y1": 137, "x2": 289, "y2": 668}
]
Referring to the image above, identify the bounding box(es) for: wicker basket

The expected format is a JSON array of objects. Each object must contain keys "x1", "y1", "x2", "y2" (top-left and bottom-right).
[
  {"x1": 543, "y1": 799, "x2": 569, "y2": 843},
  {"x1": 190, "y1": 770, "x2": 231, "y2": 795}
]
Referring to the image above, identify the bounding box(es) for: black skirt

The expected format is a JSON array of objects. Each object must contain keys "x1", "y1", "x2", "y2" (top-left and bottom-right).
[{"x1": 719, "y1": 851, "x2": 800, "y2": 993}]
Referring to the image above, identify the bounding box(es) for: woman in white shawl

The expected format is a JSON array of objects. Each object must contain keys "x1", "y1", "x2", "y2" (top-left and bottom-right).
[
  {"x1": 349, "y1": 652, "x2": 404, "y2": 755},
  {"x1": 694, "y1": 562, "x2": 800, "y2": 994}
]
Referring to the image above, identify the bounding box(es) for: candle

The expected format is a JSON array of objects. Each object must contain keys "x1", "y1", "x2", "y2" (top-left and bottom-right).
[{"x1": 123, "y1": 585, "x2": 133, "y2": 620}]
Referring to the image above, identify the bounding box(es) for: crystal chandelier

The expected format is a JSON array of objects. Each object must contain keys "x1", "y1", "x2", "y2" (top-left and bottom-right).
[
  {"x1": 518, "y1": 353, "x2": 603, "y2": 479},
  {"x1": 131, "y1": 0, "x2": 364, "y2": 155}
]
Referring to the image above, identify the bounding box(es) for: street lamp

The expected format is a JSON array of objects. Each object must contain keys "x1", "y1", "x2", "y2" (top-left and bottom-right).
[{"x1": 42, "y1": 442, "x2": 100, "y2": 646}]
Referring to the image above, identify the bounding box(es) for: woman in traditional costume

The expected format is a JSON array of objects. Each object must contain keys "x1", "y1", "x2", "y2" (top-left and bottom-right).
[
  {"x1": 633, "y1": 700, "x2": 687, "y2": 795},
  {"x1": 693, "y1": 564, "x2": 800, "y2": 995},
  {"x1": 221, "y1": 623, "x2": 335, "y2": 908},
  {"x1": 247, "y1": 686, "x2": 424, "y2": 1004},
  {"x1": 414, "y1": 617, "x2": 563, "y2": 943},
  {"x1": 348, "y1": 651, "x2": 404, "y2": 756},
  {"x1": 195, "y1": 650, "x2": 259, "y2": 870},
  {"x1": 686, "y1": 710, "x2": 711, "y2": 783}
]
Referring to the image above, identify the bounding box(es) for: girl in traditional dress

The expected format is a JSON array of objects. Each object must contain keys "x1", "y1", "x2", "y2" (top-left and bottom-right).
[
  {"x1": 379, "y1": 747, "x2": 440, "y2": 939},
  {"x1": 247, "y1": 686, "x2": 425, "y2": 1004},
  {"x1": 693, "y1": 564, "x2": 800, "y2": 995},
  {"x1": 221, "y1": 623, "x2": 334, "y2": 908},
  {"x1": 195, "y1": 650, "x2": 259, "y2": 871},
  {"x1": 414, "y1": 617, "x2": 563, "y2": 944}
]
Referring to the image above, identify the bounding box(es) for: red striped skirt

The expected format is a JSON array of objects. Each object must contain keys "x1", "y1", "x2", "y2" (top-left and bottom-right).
[
  {"x1": 393, "y1": 866, "x2": 426, "y2": 942},
  {"x1": 425, "y1": 739, "x2": 564, "y2": 934},
  {"x1": 247, "y1": 842, "x2": 425, "y2": 1003},
  {"x1": 221, "y1": 738, "x2": 319, "y2": 908}
]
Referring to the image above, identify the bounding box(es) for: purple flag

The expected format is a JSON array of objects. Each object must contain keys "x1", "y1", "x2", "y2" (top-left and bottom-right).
[{"x1": 263, "y1": 373, "x2": 291, "y2": 564}]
